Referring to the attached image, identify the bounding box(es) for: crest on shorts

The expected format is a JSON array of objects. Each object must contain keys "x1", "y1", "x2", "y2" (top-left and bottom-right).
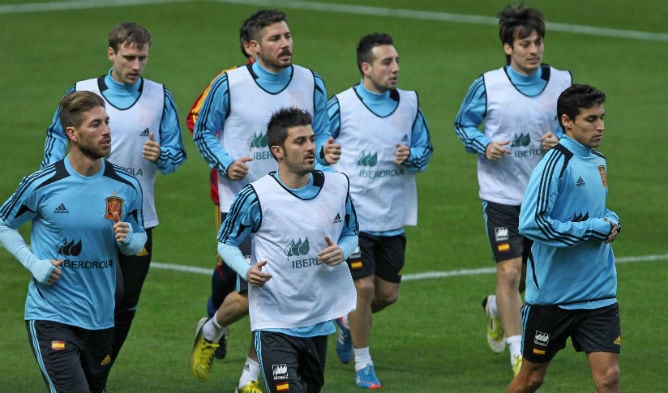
[
  {"x1": 494, "y1": 227, "x2": 509, "y2": 242},
  {"x1": 533, "y1": 330, "x2": 550, "y2": 346},
  {"x1": 598, "y1": 165, "x2": 607, "y2": 187},
  {"x1": 105, "y1": 196, "x2": 123, "y2": 221},
  {"x1": 272, "y1": 363, "x2": 289, "y2": 380}
]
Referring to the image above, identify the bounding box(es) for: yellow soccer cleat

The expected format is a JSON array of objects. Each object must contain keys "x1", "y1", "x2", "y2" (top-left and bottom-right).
[
  {"x1": 512, "y1": 354, "x2": 523, "y2": 377},
  {"x1": 482, "y1": 295, "x2": 506, "y2": 353},
  {"x1": 235, "y1": 380, "x2": 263, "y2": 393},
  {"x1": 190, "y1": 317, "x2": 220, "y2": 381}
]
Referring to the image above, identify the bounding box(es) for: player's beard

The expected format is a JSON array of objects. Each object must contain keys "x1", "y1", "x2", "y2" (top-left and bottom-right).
[
  {"x1": 79, "y1": 143, "x2": 110, "y2": 161},
  {"x1": 259, "y1": 50, "x2": 292, "y2": 71}
]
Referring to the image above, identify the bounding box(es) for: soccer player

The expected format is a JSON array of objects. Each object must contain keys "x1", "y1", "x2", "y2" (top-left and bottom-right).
[
  {"x1": 40, "y1": 22, "x2": 186, "y2": 369},
  {"x1": 185, "y1": 15, "x2": 264, "y2": 393},
  {"x1": 216, "y1": 107, "x2": 358, "y2": 393},
  {"x1": 190, "y1": 9, "x2": 340, "y2": 386},
  {"x1": 454, "y1": 3, "x2": 571, "y2": 376},
  {"x1": 328, "y1": 33, "x2": 433, "y2": 389},
  {"x1": 0, "y1": 91, "x2": 147, "y2": 393},
  {"x1": 508, "y1": 84, "x2": 621, "y2": 393}
]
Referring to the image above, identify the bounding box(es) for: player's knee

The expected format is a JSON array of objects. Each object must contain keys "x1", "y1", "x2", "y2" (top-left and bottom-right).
[
  {"x1": 354, "y1": 277, "x2": 375, "y2": 300},
  {"x1": 378, "y1": 290, "x2": 398, "y2": 306},
  {"x1": 593, "y1": 364, "x2": 620, "y2": 392},
  {"x1": 227, "y1": 292, "x2": 250, "y2": 314},
  {"x1": 520, "y1": 372, "x2": 545, "y2": 392},
  {"x1": 497, "y1": 265, "x2": 522, "y2": 286},
  {"x1": 371, "y1": 288, "x2": 399, "y2": 313}
]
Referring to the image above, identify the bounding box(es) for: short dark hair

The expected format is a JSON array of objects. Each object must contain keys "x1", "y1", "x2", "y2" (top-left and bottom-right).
[
  {"x1": 356, "y1": 33, "x2": 394, "y2": 75},
  {"x1": 557, "y1": 84, "x2": 606, "y2": 128},
  {"x1": 108, "y1": 22, "x2": 151, "y2": 52},
  {"x1": 59, "y1": 91, "x2": 106, "y2": 129},
  {"x1": 267, "y1": 107, "x2": 312, "y2": 159},
  {"x1": 497, "y1": 3, "x2": 545, "y2": 64},
  {"x1": 246, "y1": 9, "x2": 288, "y2": 42}
]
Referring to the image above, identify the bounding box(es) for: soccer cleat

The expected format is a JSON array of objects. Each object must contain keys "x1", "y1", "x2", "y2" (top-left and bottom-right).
[
  {"x1": 335, "y1": 317, "x2": 353, "y2": 364},
  {"x1": 512, "y1": 354, "x2": 522, "y2": 376},
  {"x1": 190, "y1": 317, "x2": 220, "y2": 381},
  {"x1": 235, "y1": 380, "x2": 263, "y2": 393},
  {"x1": 355, "y1": 364, "x2": 381, "y2": 389},
  {"x1": 214, "y1": 326, "x2": 229, "y2": 360},
  {"x1": 482, "y1": 295, "x2": 505, "y2": 353}
]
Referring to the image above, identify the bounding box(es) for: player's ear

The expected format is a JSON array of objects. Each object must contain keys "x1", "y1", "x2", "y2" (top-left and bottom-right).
[
  {"x1": 503, "y1": 42, "x2": 513, "y2": 56},
  {"x1": 270, "y1": 144, "x2": 282, "y2": 159},
  {"x1": 107, "y1": 46, "x2": 115, "y2": 62},
  {"x1": 65, "y1": 126, "x2": 78, "y2": 143},
  {"x1": 361, "y1": 61, "x2": 372, "y2": 77},
  {"x1": 560, "y1": 114, "x2": 573, "y2": 131}
]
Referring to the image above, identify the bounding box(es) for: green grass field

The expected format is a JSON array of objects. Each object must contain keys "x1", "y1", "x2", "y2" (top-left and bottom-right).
[{"x1": 1, "y1": 0, "x2": 667, "y2": 392}]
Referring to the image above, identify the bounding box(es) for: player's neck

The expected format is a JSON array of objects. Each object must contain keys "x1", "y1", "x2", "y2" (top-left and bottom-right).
[
  {"x1": 277, "y1": 168, "x2": 309, "y2": 189},
  {"x1": 68, "y1": 150, "x2": 103, "y2": 177}
]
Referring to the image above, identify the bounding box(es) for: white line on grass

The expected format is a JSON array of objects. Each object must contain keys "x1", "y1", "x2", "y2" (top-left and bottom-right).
[
  {"x1": 151, "y1": 253, "x2": 668, "y2": 281},
  {"x1": 212, "y1": 0, "x2": 668, "y2": 43},
  {"x1": 0, "y1": 0, "x2": 190, "y2": 13},
  {"x1": 6, "y1": 0, "x2": 665, "y2": 275},
  {"x1": 1, "y1": 0, "x2": 667, "y2": 43}
]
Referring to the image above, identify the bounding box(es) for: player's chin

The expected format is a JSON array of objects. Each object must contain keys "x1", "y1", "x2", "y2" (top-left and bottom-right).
[
  {"x1": 303, "y1": 161, "x2": 315, "y2": 172},
  {"x1": 98, "y1": 146, "x2": 112, "y2": 157}
]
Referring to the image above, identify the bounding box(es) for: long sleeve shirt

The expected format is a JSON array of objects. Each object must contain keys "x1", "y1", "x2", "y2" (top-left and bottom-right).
[
  {"x1": 454, "y1": 64, "x2": 571, "y2": 205},
  {"x1": 328, "y1": 83, "x2": 433, "y2": 236},
  {"x1": 217, "y1": 170, "x2": 358, "y2": 337},
  {"x1": 42, "y1": 70, "x2": 185, "y2": 174},
  {"x1": 193, "y1": 62, "x2": 331, "y2": 175},
  {"x1": 519, "y1": 135, "x2": 619, "y2": 309}
]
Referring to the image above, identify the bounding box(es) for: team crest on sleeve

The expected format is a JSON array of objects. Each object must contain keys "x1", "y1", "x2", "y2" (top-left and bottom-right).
[
  {"x1": 598, "y1": 165, "x2": 607, "y2": 187},
  {"x1": 104, "y1": 195, "x2": 124, "y2": 221}
]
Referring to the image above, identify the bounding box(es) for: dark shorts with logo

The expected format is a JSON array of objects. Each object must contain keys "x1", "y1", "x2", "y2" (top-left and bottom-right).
[
  {"x1": 483, "y1": 201, "x2": 532, "y2": 263},
  {"x1": 521, "y1": 303, "x2": 621, "y2": 363},
  {"x1": 255, "y1": 331, "x2": 327, "y2": 393},
  {"x1": 345, "y1": 232, "x2": 406, "y2": 283},
  {"x1": 26, "y1": 320, "x2": 113, "y2": 393}
]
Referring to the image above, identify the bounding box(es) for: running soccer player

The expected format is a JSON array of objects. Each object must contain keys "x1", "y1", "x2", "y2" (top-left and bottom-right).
[
  {"x1": 454, "y1": 3, "x2": 571, "y2": 376},
  {"x1": 508, "y1": 84, "x2": 620, "y2": 393},
  {"x1": 1, "y1": 91, "x2": 146, "y2": 393}
]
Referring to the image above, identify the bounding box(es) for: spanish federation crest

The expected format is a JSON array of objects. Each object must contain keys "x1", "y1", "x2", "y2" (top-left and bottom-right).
[
  {"x1": 598, "y1": 165, "x2": 607, "y2": 187},
  {"x1": 105, "y1": 196, "x2": 124, "y2": 221}
]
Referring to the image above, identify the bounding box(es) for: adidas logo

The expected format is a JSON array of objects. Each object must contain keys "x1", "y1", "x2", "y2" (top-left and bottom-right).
[
  {"x1": 100, "y1": 354, "x2": 112, "y2": 366},
  {"x1": 576, "y1": 177, "x2": 586, "y2": 186},
  {"x1": 333, "y1": 213, "x2": 342, "y2": 224},
  {"x1": 140, "y1": 128, "x2": 150, "y2": 137},
  {"x1": 401, "y1": 134, "x2": 409, "y2": 142},
  {"x1": 54, "y1": 203, "x2": 69, "y2": 213}
]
